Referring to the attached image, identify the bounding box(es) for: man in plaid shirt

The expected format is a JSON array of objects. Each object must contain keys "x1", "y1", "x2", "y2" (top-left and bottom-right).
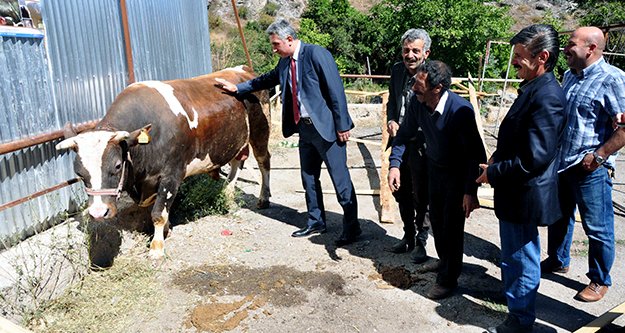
[{"x1": 542, "y1": 26, "x2": 625, "y2": 302}]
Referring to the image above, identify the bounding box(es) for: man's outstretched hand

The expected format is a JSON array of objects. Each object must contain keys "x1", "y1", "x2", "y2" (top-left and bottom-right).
[{"x1": 214, "y1": 78, "x2": 238, "y2": 93}]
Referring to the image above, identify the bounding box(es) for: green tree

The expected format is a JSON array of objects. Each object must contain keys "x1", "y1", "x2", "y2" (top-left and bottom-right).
[
  {"x1": 578, "y1": 1, "x2": 625, "y2": 26},
  {"x1": 367, "y1": 0, "x2": 512, "y2": 77},
  {"x1": 301, "y1": 0, "x2": 372, "y2": 74}
]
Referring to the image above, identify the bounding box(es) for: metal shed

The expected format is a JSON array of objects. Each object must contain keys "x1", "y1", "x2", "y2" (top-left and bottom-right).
[{"x1": 0, "y1": 0, "x2": 212, "y2": 245}]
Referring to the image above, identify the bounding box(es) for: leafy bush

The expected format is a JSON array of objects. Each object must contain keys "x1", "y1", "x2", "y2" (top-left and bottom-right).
[
  {"x1": 262, "y1": 2, "x2": 280, "y2": 16},
  {"x1": 238, "y1": 6, "x2": 249, "y2": 19}
]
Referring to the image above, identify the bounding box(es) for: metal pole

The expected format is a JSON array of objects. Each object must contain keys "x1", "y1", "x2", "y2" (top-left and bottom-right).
[
  {"x1": 230, "y1": 0, "x2": 253, "y2": 70},
  {"x1": 0, "y1": 178, "x2": 82, "y2": 213},
  {"x1": 0, "y1": 120, "x2": 98, "y2": 155},
  {"x1": 479, "y1": 40, "x2": 491, "y2": 92},
  {"x1": 120, "y1": 0, "x2": 135, "y2": 83},
  {"x1": 495, "y1": 45, "x2": 515, "y2": 136}
]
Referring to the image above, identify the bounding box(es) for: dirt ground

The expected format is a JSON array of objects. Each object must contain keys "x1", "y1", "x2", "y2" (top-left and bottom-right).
[
  {"x1": 127, "y1": 112, "x2": 625, "y2": 332},
  {"x1": 5, "y1": 108, "x2": 625, "y2": 333}
]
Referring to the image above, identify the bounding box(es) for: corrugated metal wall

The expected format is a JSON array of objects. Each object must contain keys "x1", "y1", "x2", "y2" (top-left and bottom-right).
[
  {"x1": 0, "y1": 0, "x2": 212, "y2": 244},
  {"x1": 126, "y1": 0, "x2": 212, "y2": 81},
  {"x1": 0, "y1": 29, "x2": 86, "y2": 244}
]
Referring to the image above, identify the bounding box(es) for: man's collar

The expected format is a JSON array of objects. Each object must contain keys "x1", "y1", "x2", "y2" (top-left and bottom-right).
[
  {"x1": 518, "y1": 71, "x2": 553, "y2": 94},
  {"x1": 573, "y1": 56, "x2": 604, "y2": 78},
  {"x1": 292, "y1": 40, "x2": 302, "y2": 61},
  {"x1": 434, "y1": 90, "x2": 449, "y2": 115}
]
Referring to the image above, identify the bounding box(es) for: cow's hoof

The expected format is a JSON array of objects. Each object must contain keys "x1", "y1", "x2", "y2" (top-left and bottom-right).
[
  {"x1": 148, "y1": 240, "x2": 165, "y2": 260},
  {"x1": 256, "y1": 199, "x2": 270, "y2": 209}
]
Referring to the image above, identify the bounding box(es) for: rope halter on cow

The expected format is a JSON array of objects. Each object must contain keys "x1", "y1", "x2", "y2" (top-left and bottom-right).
[{"x1": 84, "y1": 158, "x2": 128, "y2": 200}]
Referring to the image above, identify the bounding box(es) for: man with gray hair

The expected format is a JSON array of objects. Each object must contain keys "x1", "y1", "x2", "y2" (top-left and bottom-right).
[
  {"x1": 216, "y1": 18, "x2": 361, "y2": 246},
  {"x1": 385, "y1": 28, "x2": 431, "y2": 264}
]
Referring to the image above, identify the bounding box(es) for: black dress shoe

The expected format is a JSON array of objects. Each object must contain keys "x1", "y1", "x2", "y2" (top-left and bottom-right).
[
  {"x1": 292, "y1": 225, "x2": 326, "y2": 237},
  {"x1": 335, "y1": 228, "x2": 362, "y2": 247},
  {"x1": 388, "y1": 237, "x2": 416, "y2": 253},
  {"x1": 540, "y1": 257, "x2": 569, "y2": 274},
  {"x1": 410, "y1": 244, "x2": 428, "y2": 264}
]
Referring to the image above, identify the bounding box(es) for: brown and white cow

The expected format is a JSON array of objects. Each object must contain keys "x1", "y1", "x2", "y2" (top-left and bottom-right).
[{"x1": 56, "y1": 66, "x2": 271, "y2": 259}]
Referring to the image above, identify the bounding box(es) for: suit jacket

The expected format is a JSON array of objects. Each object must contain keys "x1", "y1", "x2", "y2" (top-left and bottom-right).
[
  {"x1": 236, "y1": 42, "x2": 353, "y2": 142},
  {"x1": 387, "y1": 62, "x2": 411, "y2": 125},
  {"x1": 386, "y1": 62, "x2": 425, "y2": 149},
  {"x1": 391, "y1": 90, "x2": 486, "y2": 196},
  {"x1": 487, "y1": 72, "x2": 566, "y2": 226}
]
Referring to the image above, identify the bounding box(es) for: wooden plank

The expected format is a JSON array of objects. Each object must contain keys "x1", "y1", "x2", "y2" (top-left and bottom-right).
[
  {"x1": 574, "y1": 301, "x2": 625, "y2": 333},
  {"x1": 348, "y1": 137, "x2": 382, "y2": 146},
  {"x1": 379, "y1": 92, "x2": 395, "y2": 223},
  {"x1": 296, "y1": 189, "x2": 380, "y2": 195}
]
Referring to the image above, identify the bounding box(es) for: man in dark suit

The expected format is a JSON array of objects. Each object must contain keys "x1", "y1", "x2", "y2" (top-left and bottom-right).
[
  {"x1": 389, "y1": 60, "x2": 486, "y2": 300},
  {"x1": 385, "y1": 28, "x2": 431, "y2": 263},
  {"x1": 215, "y1": 18, "x2": 360, "y2": 246},
  {"x1": 476, "y1": 24, "x2": 567, "y2": 333}
]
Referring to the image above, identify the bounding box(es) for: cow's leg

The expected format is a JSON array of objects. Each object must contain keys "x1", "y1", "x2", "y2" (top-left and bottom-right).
[
  {"x1": 246, "y1": 98, "x2": 271, "y2": 209},
  {"x1": 148, "y1": 179, "x2": 180, "y2": 259},
  {"x1": 224, "y1": 159, "x2": 243, "y2": 201}
]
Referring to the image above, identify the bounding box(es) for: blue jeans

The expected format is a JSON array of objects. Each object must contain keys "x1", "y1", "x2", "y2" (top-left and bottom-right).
[
  {"x1": 499, "y1": 220, "x2": 540, "y2": 327},
  {"x1": 547, "y1": 166, "x2": 614, "y2": 286}
]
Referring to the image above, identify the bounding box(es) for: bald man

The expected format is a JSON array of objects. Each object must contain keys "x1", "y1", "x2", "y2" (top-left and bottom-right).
[{"x1": 542, "y1": 26, "x2": 625, "y2": 302}]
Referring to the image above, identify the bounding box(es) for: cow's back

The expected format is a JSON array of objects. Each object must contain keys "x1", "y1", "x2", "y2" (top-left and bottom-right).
[{"x1": 98, "y1": 66, "x2": 259, "y2": 180}]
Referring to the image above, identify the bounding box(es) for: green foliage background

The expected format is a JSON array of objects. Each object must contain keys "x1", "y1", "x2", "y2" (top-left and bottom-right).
[{"x1": 210, "y1": 0, "x2": 625, "y2": 83}]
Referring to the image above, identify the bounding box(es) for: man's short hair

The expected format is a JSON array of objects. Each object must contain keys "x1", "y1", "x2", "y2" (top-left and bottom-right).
[
  {"x1": 266, "y1": 17, "x2": 297, "y2": 40},
  {"x1": 417, "y1": 60, "x2": 452, "y2": 92},
  {"x1": 401, "y1": 28, "x2": 432, "y2": 53},
  {"x1": 510, "y1": 24, "x2": 560, "y2": 72}
]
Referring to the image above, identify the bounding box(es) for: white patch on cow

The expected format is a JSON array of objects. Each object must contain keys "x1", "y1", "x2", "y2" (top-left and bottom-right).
[
  {"x1": 75, "y1": 131, "x2": 117, "y2": 190},
  {"x1": 185, "y1": 155, "x2": 216, "y2": 178},
  {"x1": 138, "y1": 81, "x2": 199, "y2": 129},
  {"x1": 73, "y1": 131, "x2": 118, "y2": 218},
  {"x1": 225, "y1": 65, "x2": 246, "y2": 73},
  {"x1": 148, "y1": 207, "x2": 169, "y2": 259},
  {"x1": 166, "y1": 191, "x2": 173, "y2": 200}
]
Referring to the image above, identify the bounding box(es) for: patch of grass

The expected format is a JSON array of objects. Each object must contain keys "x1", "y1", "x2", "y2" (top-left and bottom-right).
[
  {"x1": 481, "y1": 298, "x2": 507, "y2": 313},
  {"x1": 170, "y1": 174, "x2": 237, "y2": 224},
  {"x1": 40, "y1": 256, "x2": 161, "y2": 333},
  {"x1": 571, "y1": 239, "x2": 589, "y2": 257}
]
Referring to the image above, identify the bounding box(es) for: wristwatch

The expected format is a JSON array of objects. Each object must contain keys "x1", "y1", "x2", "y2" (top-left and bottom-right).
[{"x1": 592, "y1": 151, "x2": 606, "y2": 165}]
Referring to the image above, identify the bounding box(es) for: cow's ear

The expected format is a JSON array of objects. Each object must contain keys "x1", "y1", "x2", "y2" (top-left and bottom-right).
[
  {"x1": 111, "y1": 131, "x2": 130, "y2": 143},
  {"x1": 63, "y1": 122, "x2": 78, "y2": 138},
  {"x1": 126, "y1": 124, "x2": 152, "y2": 147},
  {"x1": 56, "y1": 137, "x2": 77, "y2": 151}
]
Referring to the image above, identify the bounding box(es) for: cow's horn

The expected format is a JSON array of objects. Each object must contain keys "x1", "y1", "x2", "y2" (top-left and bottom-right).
[
  {"x1": 56, "y1": 137, "x2": 77, "y2": 150},
  {"x1": 112, "y1": 131, "x2": 130, "y2": 143}
]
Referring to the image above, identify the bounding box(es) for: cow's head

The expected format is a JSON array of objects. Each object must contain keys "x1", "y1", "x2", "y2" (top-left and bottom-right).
[{"x1": 56, "y1": 124, "x2": 152, "y2": 220}]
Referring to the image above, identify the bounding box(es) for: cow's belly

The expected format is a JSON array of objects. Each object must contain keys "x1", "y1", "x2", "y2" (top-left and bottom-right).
[{"x1": 184, "y1": 155, "x2": 220, "y2": 178}]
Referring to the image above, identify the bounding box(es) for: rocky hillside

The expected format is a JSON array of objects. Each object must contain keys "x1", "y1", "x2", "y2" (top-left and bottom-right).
[{"x1": 208, "y1": 0, "x2": 581, "y2": 31}]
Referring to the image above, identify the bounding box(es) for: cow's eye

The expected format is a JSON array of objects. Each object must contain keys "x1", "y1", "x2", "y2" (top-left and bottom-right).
[{"x1": 115, "y1": 160, "x2": 122, "y2": 171}]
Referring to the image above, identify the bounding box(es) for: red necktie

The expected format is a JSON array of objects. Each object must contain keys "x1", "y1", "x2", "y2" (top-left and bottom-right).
[{"x1": 290, "y1": 57, "x2": 300, "y2": 124}]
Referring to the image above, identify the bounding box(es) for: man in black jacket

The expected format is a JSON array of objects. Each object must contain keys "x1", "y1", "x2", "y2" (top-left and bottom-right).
[
  {"x1": 389, "y1": 60, "x2": 486, "y2": 300},
  {"x1": 477, "y1": 24, "x2": 567, "y2": 333},
  {"x1": 385, "y1": 28, "x2": 431, "y2": 263}
]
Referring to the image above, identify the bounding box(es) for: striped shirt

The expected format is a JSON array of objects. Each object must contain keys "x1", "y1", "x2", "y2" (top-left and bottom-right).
[{"x1": 559, "y1": 57, "x2": 625, "y2": 171}]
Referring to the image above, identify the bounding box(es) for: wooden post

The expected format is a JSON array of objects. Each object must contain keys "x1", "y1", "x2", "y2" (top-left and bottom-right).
[{"x1": 379, "y1": 92, "x2": 394, "y2": 223}]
